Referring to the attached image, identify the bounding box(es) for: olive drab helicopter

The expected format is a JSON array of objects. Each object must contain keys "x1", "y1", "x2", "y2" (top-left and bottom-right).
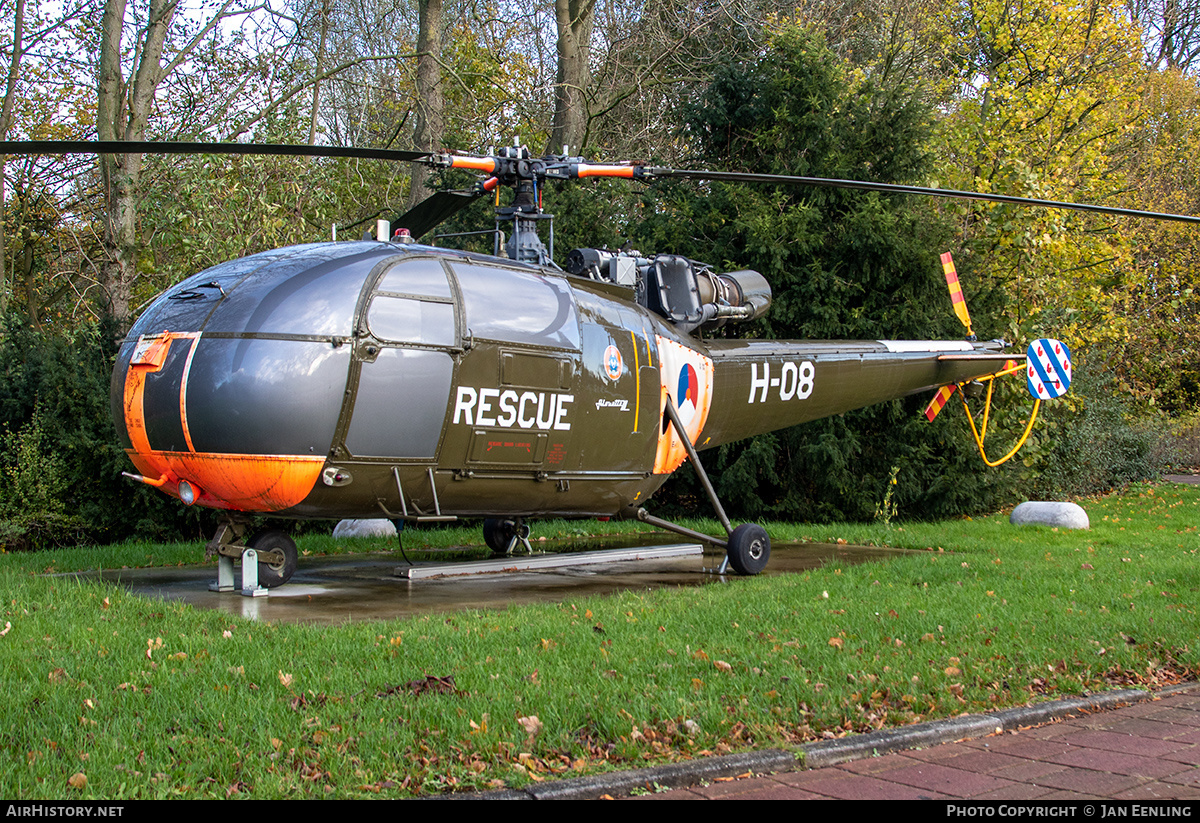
[{"x1": 5, "y1": 139, "x2": 1197, "y2": 590}]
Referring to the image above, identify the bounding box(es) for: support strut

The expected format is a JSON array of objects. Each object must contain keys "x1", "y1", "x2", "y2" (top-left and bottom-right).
[
  {"x1": 636, "y1": 396, "x2": 771, "y2": 575},
  {"x1": 661, "y1": 395, "x2": 734, "y2": 539}
]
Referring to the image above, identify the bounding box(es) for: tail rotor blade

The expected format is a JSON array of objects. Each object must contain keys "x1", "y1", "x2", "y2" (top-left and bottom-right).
[{"x1": 940, "y1": 252, "x2": 975, "y2": 340}]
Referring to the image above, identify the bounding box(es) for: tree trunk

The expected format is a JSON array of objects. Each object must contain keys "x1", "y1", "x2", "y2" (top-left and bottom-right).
[
  {"x1": 307, "y1": 0, "x2": 331, "y2": 146},
  {"x1": 550, "y1": 0, "x2": 595, "y2": 155},
  {"x1": 406, "y1": 0, "x2": 444, "y2": 209},
  {"x1": 0, "y1": 0, "x2": 25, "y2": 318},
  {"x1": 96, "y1": 0, "x2": 175, "y2": 330}
]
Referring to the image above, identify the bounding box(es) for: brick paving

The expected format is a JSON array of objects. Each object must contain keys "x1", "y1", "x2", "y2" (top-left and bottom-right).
[{"x1": 624, "y1": 685, "x2": 1200, "y2": 800}]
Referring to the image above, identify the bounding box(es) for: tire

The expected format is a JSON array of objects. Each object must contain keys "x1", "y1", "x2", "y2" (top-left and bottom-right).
[
  {"x1": 248, "y1": 530, "x2": 299, "y2": 588},
  {"x1": 726, "y1": 523, "x2": 770, "y2": 576},
  {"x1": 482, "y1": 518, "x2": 515, "y2": 555}
]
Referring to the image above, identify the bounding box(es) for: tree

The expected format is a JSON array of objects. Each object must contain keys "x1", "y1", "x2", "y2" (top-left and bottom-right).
[
  {"x1": 1127, "y1": 0, "x2": 1200, "y2": 71},
  {"x1": 96, "y1": 0, "x2": 272, "y2": 328},
  {"x1": 636, "y1": 23, "x2": 1017, "y2": 521},
  {"x1": 549, "y1": 0, "x2": 594, "y2": 153},
  {"x1": 94, "y1": 0, "x2": 439, "y2": 329},
  {"x1": 1109, "y1": 68, "x2": 1200, "y2": 410},
  {"x1": 934, "y1": 0, "x2": 1145, "y2": 351},
  {"x1": 0, "y1": 0, "x2": 24, "y2": 317},
  {"x1": 1, "y1": 0, "x2": 96, "y2": 322},
  {"x1": 406, "y1": 0, "x2": 445, "y2": 207}
]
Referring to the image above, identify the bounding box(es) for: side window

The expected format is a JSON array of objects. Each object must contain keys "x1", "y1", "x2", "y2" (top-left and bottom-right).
[
  {"x1": 367, "y1": 297, "x2": 456, "y2": 346},
  {"x1": 367, "y1": 258, "x2": 456, "y2": 347},
  {"x1": 375, "y1": 257, "x2": 452, "y2": 298},
  {"x1": 453, "y1": 263, "x2": 581, "y2": 350}
]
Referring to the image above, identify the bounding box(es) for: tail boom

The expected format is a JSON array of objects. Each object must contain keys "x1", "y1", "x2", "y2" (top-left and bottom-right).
[{"x1": 700, "y1": 339, "x2": 1014, "y2": 449}]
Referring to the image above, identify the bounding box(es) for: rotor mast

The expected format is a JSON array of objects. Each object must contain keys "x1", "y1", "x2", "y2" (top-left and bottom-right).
[{"x1": 426, "y1": 146, "x2": 648, "y2": 267}]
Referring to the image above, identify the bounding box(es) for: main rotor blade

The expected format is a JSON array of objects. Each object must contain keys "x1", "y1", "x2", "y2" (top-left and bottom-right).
[
  {"x1": 0, "y1": 140, "x2": 433, "y2": 163},
  {"x1": 391, "y1": 188, "x2": 486, "y2": 239},
  {"x1": 643, "y1": 167, "x2": 1200, "y2": 225}
]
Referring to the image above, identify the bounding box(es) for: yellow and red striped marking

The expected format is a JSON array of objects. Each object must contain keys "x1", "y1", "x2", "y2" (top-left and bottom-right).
[
  {"x1": 924, "y1": 384, "x2": 956, "y2": 422},
  {"x1": 940, "y1": 252, "x2": 973, "y2": 333}
]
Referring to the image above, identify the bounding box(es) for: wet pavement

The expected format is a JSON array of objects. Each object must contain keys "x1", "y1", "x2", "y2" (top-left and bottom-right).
[{"x1": 91, "y1": 539, "x2": 915, "y2": 624}]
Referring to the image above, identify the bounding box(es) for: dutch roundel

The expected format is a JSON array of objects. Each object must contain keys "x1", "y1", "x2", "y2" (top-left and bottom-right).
[
  {"x1": 1026, "y1": 338, "x2": 1072, "y2": 400},
  {"x1": 676, "y1": 363, "x2": 700, "y2": 426}
]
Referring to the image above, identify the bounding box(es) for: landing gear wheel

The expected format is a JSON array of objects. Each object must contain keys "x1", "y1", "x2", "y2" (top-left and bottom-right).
[
  {"x1": 483, "y1": 519, "x2": 516, "y2": 554},
  {"x1": 248, "y1": 530, "x2": 298, "y2": 588},
  {"x1": 483, "y1": 518, "x2": 532, "y2": 555},
  {"x1": 726, "y1": 524, "x2": 770, "y2": 576}
]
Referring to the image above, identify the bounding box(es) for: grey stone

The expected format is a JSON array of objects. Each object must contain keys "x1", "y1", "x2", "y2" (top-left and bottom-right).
[
  {"x1": 1010, "y1": 501, "x2": 1089, "y2": 529},
  {"x1": 332, "y1": 518, "x2": 398, "y2": 538}
]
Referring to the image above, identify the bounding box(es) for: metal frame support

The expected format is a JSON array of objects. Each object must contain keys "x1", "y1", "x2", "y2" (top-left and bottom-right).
[
  {"x1": 239, "y1": 548, "x2": 269, "y2": 597},
  {"x1": 501, "y1": 520, "x2": 535, "y2": 555},
  {"x1": 207, "y1": 516, "x2": 268, "y2": 596},
  {"x1": 209, "y1": 548, "x2": 268, "y2": 596},
  {"x1": 211, "y1": 555, "x2": 236, "y2": 592}
]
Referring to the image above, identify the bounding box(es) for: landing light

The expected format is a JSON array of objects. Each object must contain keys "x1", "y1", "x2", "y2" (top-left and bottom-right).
[{"x1": 178, "y1": 480, "x2": 201, "y2": 506}]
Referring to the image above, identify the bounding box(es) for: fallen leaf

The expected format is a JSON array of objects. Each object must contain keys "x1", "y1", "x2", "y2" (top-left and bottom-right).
[
  {"x1": 278, "y1": 671, "x2": 294, "y2": 688},
  {"x1": 68, "y1": 773, "x2": 86, "y2": 790},
  {"x1": 828, "y1": 637, "x2": 844, "y2": 649},
  {"x1": 714, "y1": 660, "x2": 732, "y2": 672},
  {"x1": 517, "y1": 715, "x2": 543, "y2": 738}
]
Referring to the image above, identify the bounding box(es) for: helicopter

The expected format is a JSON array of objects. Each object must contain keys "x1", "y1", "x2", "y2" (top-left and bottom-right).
[{"x1": 6, "y1": 139, "x2": 1193, "y2": 589}]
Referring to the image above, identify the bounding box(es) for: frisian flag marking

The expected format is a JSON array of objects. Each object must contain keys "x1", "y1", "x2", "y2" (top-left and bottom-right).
[{"x1": 1026, "y1": 338, "x2": 1072, "y2": 400}]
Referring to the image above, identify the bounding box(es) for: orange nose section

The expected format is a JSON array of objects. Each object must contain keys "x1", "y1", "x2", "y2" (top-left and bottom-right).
[
  {"x1": 125, "y1": 450, "x2": 325, "y2": 512},
  {"x1": 122, "y1": 331, "x2": 324, "y2": 512}
]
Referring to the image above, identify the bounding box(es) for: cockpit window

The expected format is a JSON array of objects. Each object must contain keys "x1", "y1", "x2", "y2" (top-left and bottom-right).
[
  {"x1": 375, "y1": 257, "x2": 453, "y2": 299},
  {"x1": 367, "y1": 257, "x2": 457, "y2": 346},
  {"x1": 367, "y1": 296, "x2": 456, "y2": 346},
  {"x1": 452, "y1": 263, "x2": 580, "y2": 350}
]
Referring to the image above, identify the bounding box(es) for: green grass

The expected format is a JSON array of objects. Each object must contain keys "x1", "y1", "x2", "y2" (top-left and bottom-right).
[{"x1": 2, "y1": 482, "x2": 1198, "y2": 798}]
